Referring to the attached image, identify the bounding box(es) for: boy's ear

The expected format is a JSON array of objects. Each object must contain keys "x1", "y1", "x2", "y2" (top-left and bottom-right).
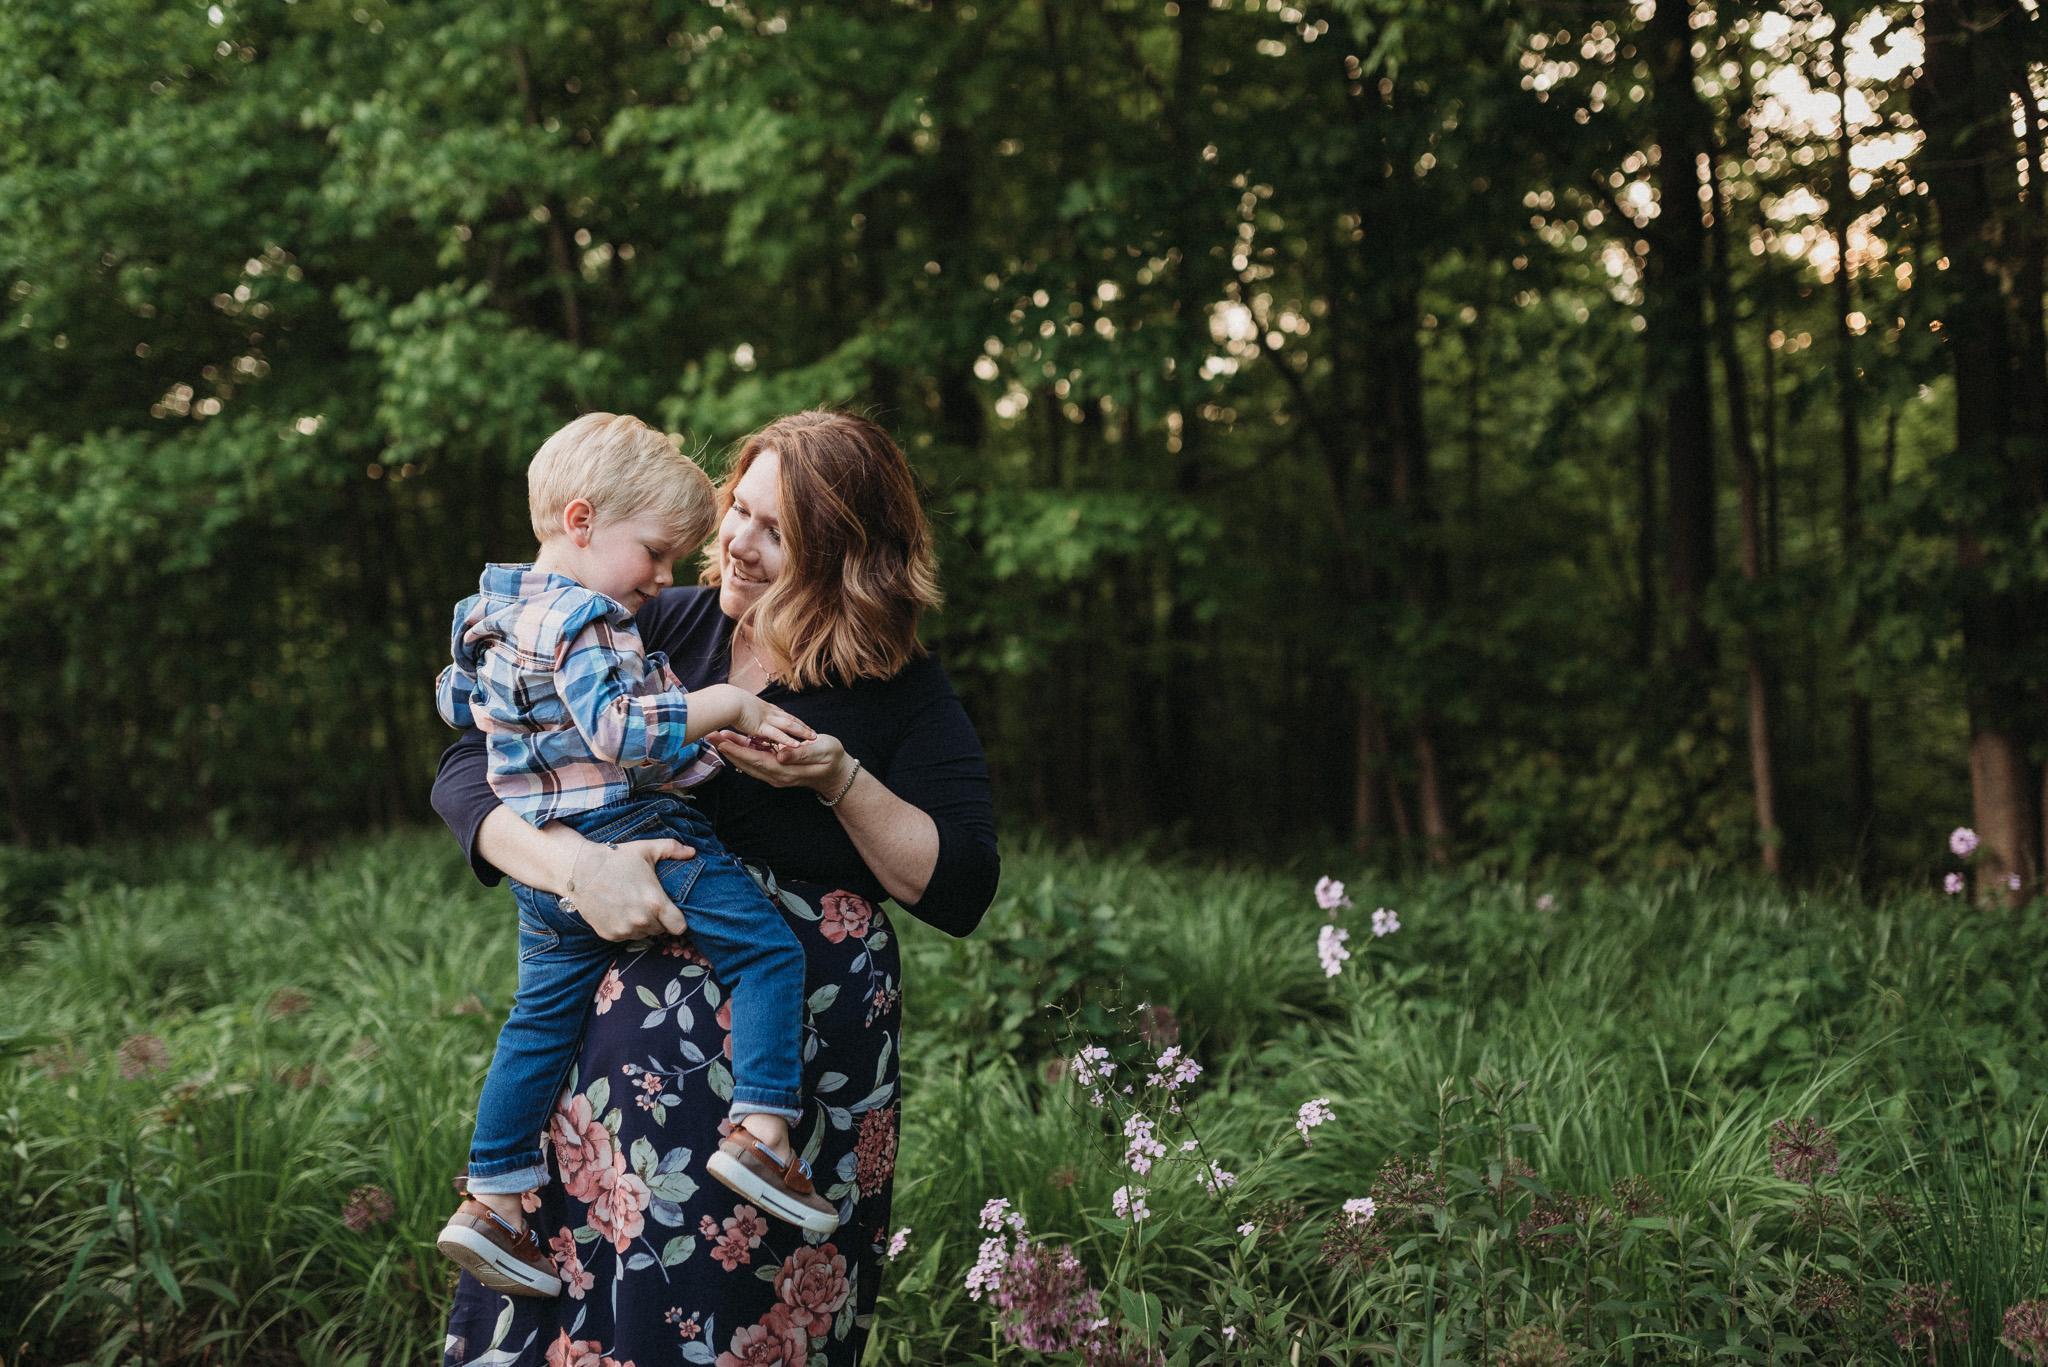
[{"x1": 562, "y1": 498, "x2": 597, "y2": 547}]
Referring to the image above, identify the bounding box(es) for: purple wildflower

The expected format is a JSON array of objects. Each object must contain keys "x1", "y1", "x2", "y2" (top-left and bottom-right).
[
  {"x1": 1122, "y1": 1114, "x2": 1166, "y2": 1175},
  {"x1": 2003, "y1": 1299, "x2": 2048, "y2": 1364},
  {"x1": 1951, "y1": 826, "x2": 1980, "y2": 857},
  {"x1": 1516, "y1": 1191, "x2": 1596, "y2": 1255},
  {"x1": 1494, "y1": 1325, "x2": 1572, "y2": 1367},
  {"x1": 1296, "y1": 1097, "x2": 1334, "y2": 1144},
  {"x1": 885, "y1": 1227, "x2": 911, "y2": 1261},
  {"x1": 1135, "y1": 1003, "x2": 1181, "y2": 1047},
  {"x1": 1945, "y1": 872, "x2": 1966, "y2": 896},
  {"x1": 1110, "y1": 1185, "x2": 1149, "y2": 1220},
  {"x1": 1768, "y1": 1118, "x2": 1840, "y2": 1186},
  {"x1": 992, "y1": 1242, "x2": 1101, "y2": 1354},
  {"x1": 1797, "y1": 1273, "x2": 1856, "y2": 1319},
  {"x1": 1314, "y1": 877, "x2": 1353, "y2": 911},
  {"x1": 342, "y1": 1185, "x2": 394, "y2": 1232},
  {"x1": 1535, "y1": 893, "x2": 1557, "y2": 912},
  {"x1": 1316, "y1": 924, "x2": 1351, "y2": 977},
  {"x1": 1371, "y1": 907, "x2": 1401, "y2": 937},
  {"x1": 117, "y1": 1034, "x2": 169, "y2": 1079},
  {"x1": 1889, "y1": 1282, "x2": 1968, "y2": 1365},
  {"x1": 1371, "y1": 1155, "x2": 1449, "y2": 1224}
]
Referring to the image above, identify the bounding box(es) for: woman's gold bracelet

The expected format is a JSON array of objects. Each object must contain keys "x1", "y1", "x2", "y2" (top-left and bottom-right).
[{"x1": 818, "y1": 758, "x2": 862, "y2": 807}]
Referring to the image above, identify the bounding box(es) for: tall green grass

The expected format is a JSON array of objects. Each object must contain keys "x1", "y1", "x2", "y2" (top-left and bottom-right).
[{"x1": 2, "y1": 835, "x2": 2045, "y2": 1364}]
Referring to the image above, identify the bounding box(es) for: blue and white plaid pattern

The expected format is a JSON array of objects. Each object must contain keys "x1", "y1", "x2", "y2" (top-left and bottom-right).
[{"x1": 437, "y1": 564, "x2": 724, "y2": 827}]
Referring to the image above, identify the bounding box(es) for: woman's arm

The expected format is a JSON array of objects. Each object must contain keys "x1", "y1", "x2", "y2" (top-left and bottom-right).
[
  {"x1": 709, "y1": 673, "x2": 999, "y2": 933},
  {"x1": 713, "y1": 734, "x2": 938, "y2": 904},
  {"x1": 431, "y1": 729, "x2": 697, "y2": 941}
]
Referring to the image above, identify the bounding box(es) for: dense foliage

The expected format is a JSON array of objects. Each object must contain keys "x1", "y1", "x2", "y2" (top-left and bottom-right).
[
  {"x1": 5, "y1": 839, "x2": 2048, "y2": 1363},
  {"x1": 3, "y1": 0, "x2": 2046, "y2": 881}
]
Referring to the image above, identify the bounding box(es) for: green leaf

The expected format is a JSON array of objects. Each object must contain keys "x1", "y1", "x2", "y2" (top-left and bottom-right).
[
  {"x1": 1117, "y1": 1289, "x2": 1162, "y2": 1345},
  {"x1": 661, "y1": 1235, "x2": 696, "y2": 1268},
  {"x1": 585, "y1": 1077, "x2": 611, "y2": 1116}
]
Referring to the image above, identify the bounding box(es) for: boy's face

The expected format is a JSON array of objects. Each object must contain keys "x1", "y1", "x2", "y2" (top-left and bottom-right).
[{"x1": 568, "y1": 510, "x2": 684, "y2": 613}]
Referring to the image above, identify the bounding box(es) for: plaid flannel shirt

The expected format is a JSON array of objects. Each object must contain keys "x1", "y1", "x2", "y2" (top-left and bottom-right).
[{"x1": 436, "y1": 563, "x2": 723, "y2": 827}]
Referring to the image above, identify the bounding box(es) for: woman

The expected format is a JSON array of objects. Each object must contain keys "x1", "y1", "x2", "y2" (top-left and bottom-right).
[{"x1": 433, "y1": 410, "x2": 998, "y2": 1367}]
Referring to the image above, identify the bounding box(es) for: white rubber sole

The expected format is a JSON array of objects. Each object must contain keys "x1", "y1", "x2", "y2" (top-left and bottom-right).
[
  {"x1": 706, "y1": 1150, "x2": 841, "y2": 1235},
  {"x1": 437, "y1": 1223, "x2": 563, "y2": 1298}
]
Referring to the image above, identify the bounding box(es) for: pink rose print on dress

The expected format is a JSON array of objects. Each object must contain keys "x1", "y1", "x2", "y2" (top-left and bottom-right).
[
  {"x1": 818, "y1": 891, "x2": 873, "y2": 944},
  {"x1": 774, "y1": 1243, "x2": 850, "y2": 1335},
  {"x1": 589, "y1": 1156, "x2": 652, "y2": 1253},
  {"x1": 544, "y1": 1333, "x2": 630, "y2": 1367},
  {"x1": 710, "y1": 1202, "x2": 767, "y2": 1271},
  {"x1": 715, "y1": 1303, "x2": 808, "y2": 1367},
  {"x1": 717, "y1": 997, "x2": 733, "y2": 1060},
  {"x1": 549, "y1": 1227, "x2": 596, "y2": 1299},
  {"x1": 553, "y1": 1094, "x2": 618, "y2": 1205},
  {"x1": 593, "y1": 968, "x2": 625, "y2": 1015},
  {"x1": 854, "y1": 1106, "x2": 898, "y2": 1196}
]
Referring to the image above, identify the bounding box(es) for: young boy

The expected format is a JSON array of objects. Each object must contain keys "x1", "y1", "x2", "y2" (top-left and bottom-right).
[{"x1": 432, "y1": 412, "x2": 838, "y2": 1300}]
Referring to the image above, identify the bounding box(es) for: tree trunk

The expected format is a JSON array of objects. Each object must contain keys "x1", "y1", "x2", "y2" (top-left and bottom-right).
[
  {"x1": 1643, "y1": 0, "x2": 1718, "y2": 679},
  {"x1": 1353, "y1": 691, "x2": 1384, "y2": 853},
  {"x1": 1411, "y1": 726, "x2": 1450, "y2": 866},
  {"x1": 1912, "y1": 0, "x2": 2048, "y2": 904},
  {"x1": 1830, "y1": 23, "x2": 1874, "y2": 868},
  {"x1": 1708, "y1": 113, "x2": 1782, "y2": 877},
  {"x1": 0, "y1": 705, "x2": 27, "y2": 845}
]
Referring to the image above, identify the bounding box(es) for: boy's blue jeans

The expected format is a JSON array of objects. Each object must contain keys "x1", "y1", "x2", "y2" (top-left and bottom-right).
[{"x1": 465, "y1": 795, "x2": 807, "y2": 1195}]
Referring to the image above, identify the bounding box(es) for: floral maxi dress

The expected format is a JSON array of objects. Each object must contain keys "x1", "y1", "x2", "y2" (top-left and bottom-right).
[{"x1": 444, "y1": 869, "x2": 902, "y2": 1367}]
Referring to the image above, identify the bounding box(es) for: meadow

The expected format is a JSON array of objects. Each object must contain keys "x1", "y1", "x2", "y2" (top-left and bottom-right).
[{"x1": 4, "y1": 836, "x2": 2048, "y2": 1366}]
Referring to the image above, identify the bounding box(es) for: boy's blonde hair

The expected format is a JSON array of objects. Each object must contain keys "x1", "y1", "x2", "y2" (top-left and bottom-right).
[{"x1": 527, "y1": 412, "x2": 716, "y2": 546}]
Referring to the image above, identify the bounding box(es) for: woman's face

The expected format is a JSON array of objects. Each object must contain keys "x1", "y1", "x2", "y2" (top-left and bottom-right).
[{"x1": 717, "y1": 450, "x2": 786, "y2": 621}]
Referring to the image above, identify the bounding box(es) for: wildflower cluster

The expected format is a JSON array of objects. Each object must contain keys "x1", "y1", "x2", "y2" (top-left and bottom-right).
[
  {"x1": 1296, "y1": 1097, "x2": 1335, "y2": 1145},
  {"x1": 1767, "y1": 1117, "x2": 1840, "y2": 1185},
  {"x1": 1122, "y1": 1114, "x2": 1166, "y2": 1175},
  {"x1": 1371, "y1": 1155, "x2": 1449, "y2": 1224},
  {"x1": 2003, "y1": 1299, "x2": 2048, "y2": 1364},
  {"x1": 1318, "y1": 1196, "x2": 1386, "y2": 1274},
  {"x1": 1110, "y1": 1185, "x2": 1150, "y2": 1220},
  {"x1": 1310, "y1": 875, "x2": 1401, "y2": 979},
  {"x1": 962, "y1": 1199, "x2": 1108, "y2": 1354},
  {"x1": 341, "y1": 1185, "x2": 394, "y2": 1232},
  {"x1": 1888, "y1": 1281, "x2": 1969, "y2": 1365}
]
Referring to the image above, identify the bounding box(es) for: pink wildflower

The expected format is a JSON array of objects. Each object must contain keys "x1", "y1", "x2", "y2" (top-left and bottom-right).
[
  {"x1": 991, "y1": 1242, "x2": 1101, "y2": 1354},
  {"x1": 886, "y1": 1227, "x2": 911, "y2": 1261},
  {"x1": 1296, "y1": 1097, "x2": 1334, "y2": 1145},
  {"x1": 1371, "y1": 907, "x2": 1401, "y2": 937},
  {"x1": 1316, "y1": 925, "x2": 1351, "y2": 977},
  {"x1": 1314, "y1": 877, "x2": 1352, "y2": 911},
  {"x1": 1951, "y1": 826, "x2": 1980, "y2": 857},
  {"x1": 1945, "y1": 872, "x2": 1965, "y2": 896},
  {"x1": 1110, "y1": 1185, "x2": 1150, "y2": 1220},
  {"x1": 1341, "y1": 1197, "x2": 1377, "y2": 1225}
]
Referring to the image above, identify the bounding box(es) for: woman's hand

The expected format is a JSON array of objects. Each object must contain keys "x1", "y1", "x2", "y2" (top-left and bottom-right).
[
  {"x1": 565, "y1": 838, "x2": 697, "y2": 942},
  {"x1": 712, "y1": 729, "x2": 852, "y2": 794}
]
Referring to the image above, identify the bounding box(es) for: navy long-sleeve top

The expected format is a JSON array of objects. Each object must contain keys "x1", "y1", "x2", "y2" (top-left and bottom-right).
[{"x1": 431, "y1": 586, "x2": 999, "y2": 938}]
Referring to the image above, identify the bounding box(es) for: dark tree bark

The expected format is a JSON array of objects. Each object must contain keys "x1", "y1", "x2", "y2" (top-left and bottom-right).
[
  {"x1": 1642, "y1": 0, "x2": 1719, "y2": 679},
  {"x1": 1709, "y1": 116, "x2": 1783, "y2": 877},
  {"x1": 1829, "y1": 20, "x2": 1874, "y2": 868},
  {"x1": 1911, "y1": 0, "x2": 2048, "y2": 901}
]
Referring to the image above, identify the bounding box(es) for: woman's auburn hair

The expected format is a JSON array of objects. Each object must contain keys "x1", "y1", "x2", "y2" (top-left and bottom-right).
[{"x1": 702, "y1": 410, "x2": 941, "y2": 689}]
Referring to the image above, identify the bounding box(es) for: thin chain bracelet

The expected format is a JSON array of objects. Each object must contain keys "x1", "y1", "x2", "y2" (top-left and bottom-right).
[{"x1": 817, "y1": 758, "x2": 862, "y2": 807}]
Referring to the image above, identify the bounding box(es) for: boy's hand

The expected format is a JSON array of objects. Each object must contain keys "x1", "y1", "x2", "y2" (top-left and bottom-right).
[
  {"x1": 712, "y1": 729, "x2": 855, "y2": 797},
  {"x1": 731, "y1": 694, "x2": 814, "y2": 754}
]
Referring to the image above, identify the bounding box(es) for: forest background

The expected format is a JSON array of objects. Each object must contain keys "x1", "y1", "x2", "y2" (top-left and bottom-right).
[{"x1": 3, "y1": 0, "x2": 2046, "y2": 889}]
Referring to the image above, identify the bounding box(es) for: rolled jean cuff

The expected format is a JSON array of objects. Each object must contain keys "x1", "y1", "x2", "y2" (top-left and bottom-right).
[
  {"x1": 728, "y1": 1091, "x2": 803, "y2": 1124},
  {"x1": 465, "y1": 1160, "x2": 549, "y2": 1195}
]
